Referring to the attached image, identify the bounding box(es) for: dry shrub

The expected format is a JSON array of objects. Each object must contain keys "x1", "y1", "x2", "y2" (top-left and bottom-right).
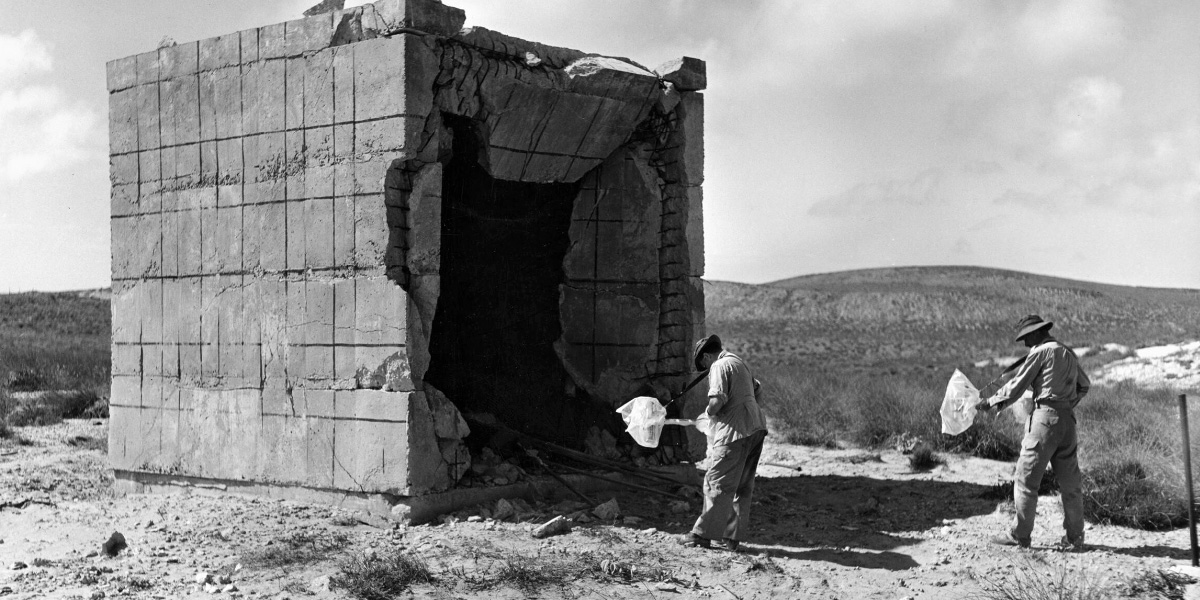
[
  {"x1": 1082, "y1": 460, "x2": 1184, "y2": 529},
  {"x1": 2, "y1": 390, "x2": 103, "y2": 426},
  {"x1": 973, "y1": 557, "x2": 1113, "y2": 600},
  {"x1": 242, "y1": 531, "x2": 349, "y2": 569},
  {"x1": 1119, "y1": 568, "x2": 1195, "y2": 600},
  {"x1": 331, "y1": 552, "x2": 434, "y2": 600},
  {"x1": 907, "y1": 445, "x2": 943, "y2": 471}
]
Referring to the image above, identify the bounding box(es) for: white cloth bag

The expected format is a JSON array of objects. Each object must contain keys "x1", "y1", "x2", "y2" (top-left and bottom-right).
[
  {"x1": 615, "y1": 396, "x2": 668, "y2": 448},
  {"x1": 940, "y1": 369, "x2": 979, "y2": 435}
]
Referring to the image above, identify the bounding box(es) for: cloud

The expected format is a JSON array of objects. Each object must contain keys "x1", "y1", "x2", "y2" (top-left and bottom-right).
[
  {"x1": 0, "y1": 29, "x2": 52, "y2": 85},
  {"x1": 0, "y1": 30, "x2": 99, "y2": 183},
  {"x1": 809, "y1": 168, "x2": 949, "y2": 216}
]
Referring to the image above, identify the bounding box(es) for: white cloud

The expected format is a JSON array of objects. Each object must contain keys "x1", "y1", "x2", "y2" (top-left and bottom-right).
[
  {"x1": 0, "y1": 30, "x2": 99, "y2": 183},
  {"x1": 0, "y1": 29, "x2": 53, "y2": 85}
]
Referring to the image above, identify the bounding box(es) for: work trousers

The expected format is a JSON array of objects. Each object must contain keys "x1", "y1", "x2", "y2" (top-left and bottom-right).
[
  {"x1": 692, "y1": 430, "x2": 767, "y2": 542},
  {"x1": 1012, "y1": 406, "x2": 1085, "y2": 544}
]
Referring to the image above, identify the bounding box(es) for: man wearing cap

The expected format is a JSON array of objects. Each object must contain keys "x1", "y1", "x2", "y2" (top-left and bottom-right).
[
  {"x1": 975, "y1": 315, "x2": 1091, "y2": 551},
  {"x1": 679, "y1": 334, "x2": 767, "y2": 551}
]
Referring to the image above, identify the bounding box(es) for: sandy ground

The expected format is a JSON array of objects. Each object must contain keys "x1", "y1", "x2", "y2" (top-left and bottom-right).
[
  {"x1": 1092, "y1": 341, "x2": 1200, "y2": 391},
  {"x1": 2, "y1": 420, "x2": 1197, "y2": 600}
]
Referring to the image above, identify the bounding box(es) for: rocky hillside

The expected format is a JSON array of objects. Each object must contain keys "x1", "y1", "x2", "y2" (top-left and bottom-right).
[{"x1": 705, "y1": 266, "x2": 1200, "y2": 374}]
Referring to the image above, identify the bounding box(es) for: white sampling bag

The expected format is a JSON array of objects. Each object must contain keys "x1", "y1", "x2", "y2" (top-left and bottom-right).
[
  {"x1": 940, "y1": 369, "x2": 979, "y2": 435},
  {"x1": 615, "y1": 396, "x2": 668, "y2": 448}
]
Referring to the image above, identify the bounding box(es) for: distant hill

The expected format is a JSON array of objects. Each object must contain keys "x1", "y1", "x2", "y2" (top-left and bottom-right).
[{"x1": 706, "y1": 266, "x2": 1200, "y2": 374}]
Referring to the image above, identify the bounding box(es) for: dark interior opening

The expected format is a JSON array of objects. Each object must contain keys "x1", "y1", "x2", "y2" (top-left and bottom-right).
[{"x1": 426, "y1": 115, "x2": 615, "y2": 446}]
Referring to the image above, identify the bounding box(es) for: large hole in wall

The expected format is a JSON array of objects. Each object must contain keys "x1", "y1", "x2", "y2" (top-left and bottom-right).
[{"x1": 425, "y1": 115, "x2": 617, "y2": 446}]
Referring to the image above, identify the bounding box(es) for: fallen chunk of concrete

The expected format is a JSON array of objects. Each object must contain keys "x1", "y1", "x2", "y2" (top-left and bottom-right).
[
  {"x1": 531, "y1": 515, "x2": 572, "y2": 539},
  {"x1": 592, "y1": 498, "x2": 620, "y2": 521},
  {"x1": 102, "y1": 532, "x2": 127, "y2": 557}
]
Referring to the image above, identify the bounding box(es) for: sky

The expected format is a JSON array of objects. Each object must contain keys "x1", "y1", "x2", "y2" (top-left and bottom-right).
[{"x1": 1, "y1": 0, "x2": 1198, "y2": 292}]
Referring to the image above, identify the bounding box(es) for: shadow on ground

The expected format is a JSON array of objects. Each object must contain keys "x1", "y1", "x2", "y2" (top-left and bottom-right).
[{"x1": 598, "y1": 473, "x2": 998, "y2": 571}]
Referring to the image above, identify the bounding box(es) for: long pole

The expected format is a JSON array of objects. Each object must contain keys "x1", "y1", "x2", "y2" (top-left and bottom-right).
[{"x1": 1179, "y1": 394, "x2": 1198, "y2": 567}]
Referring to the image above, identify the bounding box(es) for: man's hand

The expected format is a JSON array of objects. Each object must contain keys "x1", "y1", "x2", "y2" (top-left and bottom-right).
[{"x1": 974, "y1": 399, "x2": 992, "y2": 412}]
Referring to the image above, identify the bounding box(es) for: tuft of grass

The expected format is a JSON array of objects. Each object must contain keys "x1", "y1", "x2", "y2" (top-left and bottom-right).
[
  {"x1": 973, "y1": 558, "x2": 1113, "y2": 600},
  {"x1": 241, "y1": 530, "x2": 350, "y2": 569},
  {"x1": 1082, "y1": 460, "x2": 1184, "y2": 529},
  {"x1": 2, "y1": 390, "x2": 104, "y2": 427},
  {"x1": 908, "y1": 444, "x2": 943, "y2": 471},
  {"x1": 491, "y1": 554, "x2": 571, "y2": 593},
  {"x1": 1119, "y1": 568, "x2": 1196, "y2": 600},
  {"x1": 331, "y1": 552, "x2": 435, "y2": 600}
]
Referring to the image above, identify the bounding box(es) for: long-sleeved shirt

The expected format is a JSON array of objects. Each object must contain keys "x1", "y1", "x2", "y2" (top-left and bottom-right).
[
  {"x1": 704, "y1": 350, "x2": 767, "y2": 446},
  {"x1": 988, "y1": 337, "x2": 1091, "y2": 411}
]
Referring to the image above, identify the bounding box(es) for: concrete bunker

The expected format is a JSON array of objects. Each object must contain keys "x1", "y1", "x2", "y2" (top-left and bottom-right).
[{"x1": 106, "y1": 0, "x2": 706, "y2": 520}]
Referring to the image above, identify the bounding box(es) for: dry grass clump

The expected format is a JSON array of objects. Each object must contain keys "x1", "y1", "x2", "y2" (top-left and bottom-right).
[
  {"x1": 1118, "y1": 568, "x2": 1195, "y2": 600},
  {"x1": 973, "y1": 557, "x2": 1113, "y2": 600},
  {"x1": 2, "y1": 390, "x2": 106, "y2": 427},
  {"x1": 242, "y1": 531, "x2": 350, "y2": 569},
  {"x1": 907, "y1": 444, "x2": 943, "y2": 471},
  {"x1": 332, "y1": 552, "x2": 435, "y2": 600}
]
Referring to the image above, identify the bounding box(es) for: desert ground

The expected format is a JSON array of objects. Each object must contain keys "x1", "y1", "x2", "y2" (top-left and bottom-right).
[{"x1": 2, "y1": 417, "x2": 1197, "y2": 600}]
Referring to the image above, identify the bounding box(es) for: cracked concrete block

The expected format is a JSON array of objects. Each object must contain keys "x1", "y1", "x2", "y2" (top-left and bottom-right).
[
  {"x1": 259, "y1": 22, "x2": 287, "y2": 60},
  {"x1": 406, "y1": 164, "x2": 440, "y2": 275},
  {"x1": 285, "y1": 57, "x2": 305, "y2": 130},
  {"x1": 336, "y1": 389, "x2": 409, "y2": 422},
  {"x1": 685, "y1": 186, "x2": 704, "y2": 277},
  {"x1": 285, "y1": 130, "x2": 305, "y2": 200},
  {"x1": 304, "y1": 51, "x2": 335, "y2": 127},
  {"x1": 217, "y1": 183, "x2": 243, "y2": 210},
  {"x1": 112, "y1": 344, "x2": 141, "y2": 377},
  {"x1": 168, "y1": 76, "x2": 201, "y2": 145},
  {"x1": 242, "y1": 60, "x2": 285, "y2": 135},
  {"x1": 566, "y1": 56, "x2": 660, "y2": 103},
  {"x1": 215, "y1": 206, "x2": 243, "y2": 272},
  {"x1": 426, "y1": 385, "x2": 469, "y2": 439},
  {"x1": 333, "y1": 279, "x2": 355, "y2": 345},
  {"x1": 111, "y1": 184, "x2": 137, "y2": 218},
  {"x1": 162, "y1": 279, "x2": 181, "y2": 344},
  {"x1": 137, "y1": 180, "x2": 162, "y2": 215},
  {"x1": 141, "y1": 374, "x2": 163, "y2": 409},
  {"x1": 199, "y1": 275, "x2": 221, "y2": 378},
  {"x1": 136, "y1": 50, "x2": 161, "y2": 85},
  {"x1": 405, "y1": 274, "x2": 438, "y2": 385},
  {"x1": 199, "y1": 34, "x2": 240, "y2": 72},
  {"x1": 352, "y1": 36, "x2": 429, "y2": 122},
  {"x1": 258, "y1": 415, "x2": 307, "y2": 484},
  {"x1": 136, "y1": 84, "x2": 160, "y2": 151},
  {"x1": 285, "y1": 200, "x2": 307, "y2": 271},
  {"x1": 365, "y1": 0, "x2": 465, "y2": 37},
  {"x1": 354, "y1": 276, "x2": 405, "y2": 346},
  {"x1": 285, "y1": 12, "x2": 336, "y2": 57},
  {"x1": 177, "y1": 208, "x2": 202, "y2": 276},
  {"x1": 354, "y1": 193, "x2": 388, "y2": 268},
  {"x1": 140, "y1": 279, "x2": 164, "y2": 345},
  {"x1": 199, "y1": 207, "x2": 219, "y2": 274},
  {"x1": 179, "y1": 277, "x2": 202, "y2": 345},
  {"x1": 304, "y1": 416, "x2": 335, "y2": 488},
  {"x1": 306, "y1": 279, "x2": 335, "y2": 346},
  {"x1": 209, "y1": 67, "x2": 243, "y2": 139},
  {"x1": 306, "y1": 198, "x2": 335, "y2": 269},
  {"x1": 656, "y1": 56, "x2": 706, "y2": 92},
  {"x1": 216, "y1": 138, "x2": 243, "y2": 183},
  {"x1": 108, "y1": 404, "x2": 140, "y2": 470},
  {"x1": 240, "y1": 27, "x2": 259, "y2": 64},
  {"x1": 135, "y1": 214, "x2": 163, "y2": 278},
  {"x1": 333, "y1": 195, "x2": 355, "y2": 267},
  {"x1": 333, "y1": 418, "x2": 409, "y2": 492},
  {"x1": 176, "y1": 143, "x2": 202, "y2": 188},
  {"x1": 217, "y1": 275, "x2": 245, "y2": 382},
  {"x1": 189, "y1": 389, "x2": 262, "y2": 480},
  {"x1": 405, "y1": 390, "x2": 451, "y2": 493},
  {"x1": 135, "y1": 149, "x2": 160, "y2": 185},
  {"x1": 110, "y1": 152, "x2": 138, "y2": 187},
  {"x1": 109, "y1": 88, "x2": 138, "y2": 155},
  {"x1": 285, "y1": 280, "x2": 306, "y2": 382},
  {"x1": 161, "y1": 41, "x2": 199, "y2": 79},
  {"x1": 666, "y1": 92, "x2": 704, "y2": 185},
  {"x1": 354, "y1": 346, "x2": 413, "y2": 391},
  {"x1": 332, "y1": 46, "x2": 354, "y2": 125},
  {"x1": 107, "y1": 55, "x2": 137, "y2": 92},
  {"x1": 355, "y1": 116, "x2": 408, "y2": 156},
  {"x1": 161, "y1": 211, "x2": 179, "y2": 277},
  {"x1": 307, "y1": 389, "x2": 335, "y2": 418},
  {"x1": 111, "y1": 282, "x2": 139, "y2": 344},
  {"x1": 453, "y1": 26, "x2": 586, "y2": 70}
]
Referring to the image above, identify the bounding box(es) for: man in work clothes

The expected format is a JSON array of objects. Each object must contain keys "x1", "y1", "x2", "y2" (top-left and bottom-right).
[
  {"x1": 976, "y1": 315, "x2": 1091, "y2": 551},
  {"x1": 679, "y1": 334, "x2": 768, "y2": 551}
]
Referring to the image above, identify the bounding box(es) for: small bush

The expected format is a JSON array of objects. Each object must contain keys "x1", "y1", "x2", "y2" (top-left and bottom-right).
[
  {"x1": 1119, "y1": 568, "x2": 1196, "y2": 600},
  {"x1": 242, "y1": 531, "x2": 350, "y2": 569},
  {"x1": 1082, "y1": 460, "x2": 1185, "y2": 529},
  {"x1": 331, "y1": 552, "x2": 435, "y2": 600},
  {"x1": 908, "y1": 445, "x2": 943, "y2": 471},
  {"x1": 2, "y1": 390, "x2": 104, "y2": 427},
  {"x1": 492, "y1": 555, "x2": 570, "y2": 593},
  {"x1": 974, "y1": 558, "x2": 1113, "y2": 600}
]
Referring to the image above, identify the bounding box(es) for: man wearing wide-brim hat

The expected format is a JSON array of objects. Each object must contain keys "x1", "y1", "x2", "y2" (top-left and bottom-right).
[
  {"x1": 677, "y1": 334, "x2": 767, "y2": 552},
  {"x1": 975, "y1": 315, "x2": 1091, "y2": 551}
]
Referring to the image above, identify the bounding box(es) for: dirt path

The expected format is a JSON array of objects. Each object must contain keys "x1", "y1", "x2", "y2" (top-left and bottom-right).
[{"x1": 1, "y1": 421, "x2": 1193, "y2": 599}]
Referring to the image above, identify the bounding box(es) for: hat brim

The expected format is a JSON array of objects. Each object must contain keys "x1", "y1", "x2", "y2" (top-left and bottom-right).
[{"x1": 1014, "y1": 321, "x2": 1052, "y2": 342}]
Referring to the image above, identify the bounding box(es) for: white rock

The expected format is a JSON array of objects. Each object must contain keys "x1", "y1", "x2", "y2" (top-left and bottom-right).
[
  {"x1": 194, "y1": 571, "x2": 210, "y2": 585},
  {"x1": 592, "y1": 498, "x2": 620, "y2": 520}
]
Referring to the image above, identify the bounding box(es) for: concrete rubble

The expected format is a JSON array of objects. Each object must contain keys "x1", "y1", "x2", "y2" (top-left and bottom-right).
[{"x1": 106, "y1": 0, "x2": 706, "y2": 522}]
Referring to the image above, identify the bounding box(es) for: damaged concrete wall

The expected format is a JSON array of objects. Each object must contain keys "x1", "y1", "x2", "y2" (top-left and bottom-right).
[{"x1": 107, "y1": 0, "x2": 705, "y2": 500}]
